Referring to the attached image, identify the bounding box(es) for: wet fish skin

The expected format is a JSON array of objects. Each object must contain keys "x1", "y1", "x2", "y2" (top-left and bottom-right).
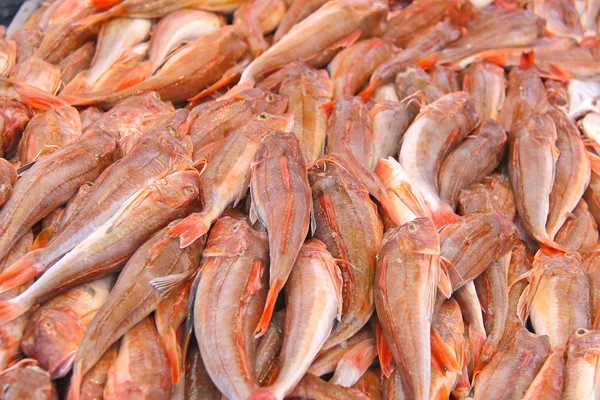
[
  {"x1": 11, "y1": 29, "x2": 43, "y2": 65},
  {"x1": 584, "y1": 166, "x2": 600, "y2": 226},
  {"x1": 79, "y1": 107, "x2": 104, "y2": 130},
  {"x1": 439, "y1": 119, "x2": 508, "y2": 210},
  {"x1": 10, "y1": 56, "x2": 62, "y2": 95},
  {"x1": 0, "y1": 159, "x2": 17, "y2": 208},
  {"x1": 273, "y1": 0, "x2": 328, "y2": 43},
  {"x1": 453, "y1": 281, "x2": 486, "y2": 378},
  {"x1": 555, "y1": 199, "x2": 599, "y2": 254},
  {"x1": 0, "y1": 359, "x2": 57, "y2": 400},
  {"x1": 394, "y1": 66, "x2": 444, "y2": 116},
  {"x1": 369, "y1": 100, "x2": 414, "y2": 168},
  {"x1": 195, "y1": 216, "x2": 268, "y2": 400},
  {"x1": 522, "y1": 349, "x2": 565, "y2": 400},
  {"x1": 532, "y1": 0, "x2": 583, "y2": 41},
  {"x1": 180, "y1": 339, "x2": 221, "y2": 400},
  {"x1": 462, "y1": 60, "x2": 506, "y2": 121},
  {"x1": 562, "y1": 328, "x2": 600, "y2": 400},
  {"x1": 430, "y1": 66, "x2": 461, "y2": 94},
  {"x1": 0, "y1": 34, "x2": 16, "y2": 77},
  {"x1": 309, "y1": 327, "x2": 374, "y2": 377},
  {"x1": 233, "y1": 0, "x2": 286, "y2": 57},
  {"x1": 59, "y1": 42, "x2": 95, "y2": 85},
  {"x1": 457, "y1": 174, "x2": 517, "y2": 221},
  {"x1": 79, "y1": 345, "x2": 118, "y2": 400},
  {"x1": 309, "y1": 160, "x2": 383, "y2": 349},
  {"x1": 0, "y1": 98, "x2": 33, "y2": 158},
  {"x1": 499, "y1": 67, "x2": 549, "y2": 130},
  {"x1": 289, "y1": 372, "x2": 368, "y2": 400},
  {"x1": 504, "y1": 241, "x2": 533, "y2": 341}
]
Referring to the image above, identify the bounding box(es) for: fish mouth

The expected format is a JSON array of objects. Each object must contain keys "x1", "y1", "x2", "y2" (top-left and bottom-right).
[{"x1": 48, "y1": 350, "x2": 76, "y2": 379}]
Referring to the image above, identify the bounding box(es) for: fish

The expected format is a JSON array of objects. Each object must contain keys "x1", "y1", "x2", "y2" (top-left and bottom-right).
[
  {"x1": 375, "y1": 218, "x2": 453, "y2": 400},
  {"x1": 0, "y1": 169, "x2": 200, "y2": 325},
  {"x1": 167, "y1": 112, "x2": 294, "y2": 247},
  {"x1": 233, "y1": 0, "x2": 287, "y2": 57},
  {"x1": 504, "y1": 241, "x2": 534, "y2": 340},
  {"x1": 518, "y1": 252, "x2": 591, "y2": 348},
  {"x1": 0, "y1": 34, "x2": 16, "y2": 77},
  {"x1": 254, "y1": 310, "x2": 285, "y2": 385},
  {"x1": 309, "y1": 159, "x2": 383, "y2": 349},
  {"x1": 453, "y1": 281, "x2": 487, "y2": 378},
  {"x1": 584, "y1": 160, "x2": 600, "y2": 226},
  {"x1": 0, "y1": 77, "x2": 69, "y2": 110},
  {"x1": 373, "y1": 83, "x2": 399, "y2": 102},
  {"x1": 248, "y1": 132, "x2": 311, "y2": 336},
  {"x1": 117, "y1": 9, "x2": 223, "y2": 90},
  {"x1": 0, "y1": 98, "x2": 33, "y2": 157},
  {"x1": 430, "y1": 66, "x2": 461, "y2": 94},
  {"x1": 21, "y1": 276, "x2": 113, "y2": 379},
  {"x1": 0, "y1": 359, "x2": 57, "y2": 400},
  {"x1": 562, "y1": 328, "x2": 600, "y2": 399},
  {"x1": 279, "y1": 65, "x2": 332, "y2": 164},
  {"x1": 555, "y1": 199, "x2": 599, "y2": 254},
  {"x1": 0, "y1": 112, "x2": 190, "y2": 292},
  {"x1": 62, "y1": 26, "x2": 249, "y2": 108},
  {"x1": 471, "y1": 325, "x2": 550, "y2": 400},
  {"x1": 91, "y1": 43, "x2": 149, "y2": 93},
  {"x1": 10, "y1": 56, "x2": 62, "y2": 95},
  {"x1": 329, "y1": 38, "x2": 396, "y2": 99},
  {"x1": 11, "y1": 28, "x2": 43, "y2": 65},
  {"x1": 226, "y1": 0, "x2": 388, "y2": 95},
  {"x1": 499, "y1": 66, "x2": 549, "y2": 130},
  {"x1": 546, "y1": 108, "x2": 591, "y2": 240},
  {"x1": 249, "y1": 239, "x2": 343, "y2": 400},
  {"x1": 369, "y1": 100, "x2": 415, "y2": 169},
  {"x1": 522, "y1": 349, "x2": 565, "y2": 400},
  {"x1": 308, "y1": 328, "x2": 374, "y2": 377},
  {"x1": 58, "y1": 42, "x2": 95, "y2": 85},
  {"x1": 353, "y1": 369, "x2": 382, "y2": 400},
  {"x1": 585, "y1": 252, "x2": 600, "y2": 329},
  {"x1": 399, "y1": 91, "x2": 479, "y2": 227},
  {"x1": 68, "y1": 223, "x2": 202, "y2": 399},
  {"x1": 0, "y1": 159, "x2": 17, "y2": 208},
  {"x1": 194, "y1": 216, "x2": 268, "y2": 400},
  {"x1": 289, "y1": 373, "x2": 368, "y2": 400},
  {"x1": 79, "y1": 345, "x2": 118, "y2": 400},
  {"x1": 532, "y1": 0, "x2": 583, "y2": 41},
  {"x1": 395, "y1": 67, "x2": 444, "y2": 116},
  {"x1": 273, "y1": 0, "x2": 328, "y2": 42},
  {"x1": 102, "y1": 317, "x2": 171, "y2": 400},
  {"x1": 508, "y1": 114, "x2": 562, "y2": 250},
  {"x1": 79, "y1": 107, "x2": 104, "y2": 130},
  {"x1": 18, "y1": 105, "x2": 83, "y2": 165},
  {"x1": 329, "y1": 338, "x2": 377, "y2": 387},
  {"x1": 439, "y1": 120, "x2": 507, "y2": 211},
  {"x1": 462, "y1": 60, "x2": 506, "y2": 121},
  {"x1": 457, "y1": 174, "x2": 517, "y2": 221}
]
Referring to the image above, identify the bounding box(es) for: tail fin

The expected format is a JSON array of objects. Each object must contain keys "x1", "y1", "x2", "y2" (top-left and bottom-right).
[
  {"x1": 473, "y1": 341, "x2": 497, "y2": 376},
  {"x1": 374, "y1": 319, "x2": 394, "y2": 378},
  {"x1": 537, "y1": 238, "x2": 570, "y2": 257},
  {"x1": 330, "y1": 338, "x2": 377, "y2": 387},
  {"x1": 254, "y1": 280, "x2": 282, "y2": 338},
  {"x1": 160, "y1": 326, "x2": 181, "y2": 385},
  {"x1": 14, "y1": 82, "x2": 67, "y2": 110},
  {"x1": 0, "y1": 252, "x2": 44, "y2": 293},
  {"x1": 166, "y1": 213, "x2": 212, "y2": 248},
  {"x1": 431, "y1": 203, "x2": 461, "y2": 229},
  {"x1": 0, "y1": 298, "x2": 30, "y2": 325},
  {"x1": 90, "y1": 0, "x2": 122, "y2": 8},
  {"x1": 115, "y1": 61, "x2": 154, "y2": 91}
]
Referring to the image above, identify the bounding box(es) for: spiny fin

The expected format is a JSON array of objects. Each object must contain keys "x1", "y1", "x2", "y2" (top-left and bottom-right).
[
  {"x1": 254, "y1": 280, "x2": 282, "y2": 337},
  {"x1": 242, "y1": 260, "x2": 264, "y2": 300},
  {"x1": 431, "y1": 327, "x2": 461, "y2": 374},
  {"x1": 149, "y1": 272, "x2": 193, "y2": 298},
  {"x1": 437, "y1": 260, "x2": 453, "y2": 299}
]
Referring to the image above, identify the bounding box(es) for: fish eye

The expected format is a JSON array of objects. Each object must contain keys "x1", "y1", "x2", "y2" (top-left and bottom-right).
[
  {"x1": 232, "y1": 223, "x2": 240, "y2": 231},
  {"x1": 184, "y1": 187, "x2": 196, "y2": 196},
  {"x1": 257, "y1": 113, "x2": 268, "y2": 120},
  {"x1": 511, "y1": 246, "x2": 518, "y2": 252},
  {"x1": 55, "y1": 110, "x2": 61, "y2": 116},
  {"x1": 511, "y1": 233, "x2": 517, "y2": 240},
  {"x1": 266, "y1": 94, "x2": 274, "y2": 102},
  {"x1": 167, "y1": 126, "x2": 177, "y2": 135},
  {"x1": 85, "y1": 181, "x2": 93, "y2": 187},
  {"x1": 44, "y1": 321, "x2": 52, "y2": 328},
  {"x1": 576, "y1": 328, "x2": 587, "y2": 335},
  {"x1": 3, "y1": 384, "x2": 9, "y2": 394},
  {"x1": 306, "y1": 71, "x2": 314, "y2": 77},
  {"x1": 111, "y1": 112, "x2": 119, "y2": 118},
  {"x1": 409, "y1": 224, "x2": 416, "y2": 231},
  {"x1": 566, "y1": 252, "x2": 574, "y2": 258},
  {"x1": 153, "y1": 92, "x2": 161, "y2": 100}
]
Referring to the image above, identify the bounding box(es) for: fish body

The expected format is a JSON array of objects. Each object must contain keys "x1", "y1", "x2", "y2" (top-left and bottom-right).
[
  {"x1": 457, "y1": 174, "x2": 517, "y2": 221},
  {"x1": 562, "y1": 329, "x2": 600, "y2": 399},
  {"x1": 0, "y1": 159, "x2": 17, "y2": 207},
  {"x1": 0, "y1": 98, "x2": 33, "y2": 157},
  {"x1": 59, "y1": 42, "x2": 95, "y2": 85},
  {"x1": 369, "y1": 100, "x2": 414, "y2": 168},
  {"x1": 555, "y1": 199, "x2": 599, "y2": 253},
  {"x1": 10, "y1": 56, "x2": 61, "y2": 94},
  {"x1": 462, "y1": 60, "x2": 506, "y2": 121},
  {"x1": 0, "y1": 359, "x2": 57, "y2": 400},
  {"x1": 499, "y1": 67, "x2": 548, "y2": 130}
]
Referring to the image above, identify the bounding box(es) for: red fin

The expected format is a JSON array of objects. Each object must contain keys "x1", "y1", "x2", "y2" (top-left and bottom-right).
[
  {"x1": 254, "y1": 280, "x2": 282, "y2": 337},
  {"x1": 242, "y1": 260, "x2": 264, "y2": 300},
  {"x1": 189, "y1": 57, "x2": 247, "y2": 102},
  {"x1": 58, "y1": 94, "x2": 96, "y2": 107},
  {"x1": 328, "y1": 30, "x2": 361, "y2": 51},
  {"x1": 0, "y1": 253, "x2": 44, "y2": 293},
  {"x1": 374, "y1": 319, "x2": 394, "y2": 377},
  {"x1": 474, "y1": 341, "x2": 497, "y2": 375},
  {"x1": 67, "y1": 362, "x2": 83, "y2": 400},
  {"x1": 416, "y1": 53, "x2": 439, "y2": 70},
  {"x1": 160, "y1": 326, "x2": 181, "y2": 384},
  {"x1": 538, "y1": 239, "x2": 570, "y2": 257},
  {"x1": 249, "y1": 388, "x2": 277, "y2": 400},
  {"x1": 32, "y1": 227, "x2": 53, "y2": 250},
  {"x1": 520, "y1": 51, "x2": 535, "y2": 69},
  {"x1": 357, "y1": 77, "x2": 380, "y2": 101},
  {"x1": 167, "y1": 213, "x2": 212, "y2": 248},
  {"x1": 0, "y1": 298, "x2": 29, "y2": 325},
  {"x1": 72, "y1": 10, "x2": 114, "y2": 31},
  {"x1": 431, "y1": 203, "x2": 461, "y2": 229},
  {"x1": 320, "y1": 100, "x2": 336, "y2": 117},
  {"x1": 483, "y1": 51, "x2": 509, "y2": 67},
  {"x1": 469, "y1": 324, "x2": 486, "y2": 367},
  {"x1": 90, "y1": 0, "x2": 122, "y2": 7},
  {"x1": 218, "y1": 81, "x2": 254, "y2": 101},
  {"x1": 431, "y1": 327, "x2": 460, "y2": 375},
  {"x1": 330, "y1": 338, "x2": 377, "y2": 387},
  {"x1": 15, "y1": 83, "x2": 67, "y2": 110},
  {"x1": 544, "y1": 64, "x2": 571, "y2": 82},
  {"x1": 115, "y1": 61, "x2": 154, "y2": 91}
]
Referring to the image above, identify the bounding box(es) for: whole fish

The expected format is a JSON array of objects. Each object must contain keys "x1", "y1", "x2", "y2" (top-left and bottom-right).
[
  {"x1": 430, "y1": 66, "x2": 461, "y2": 94},
  {"x1": 0, "y1": 359, "x2": 57, "y2": 400},
  {"x1": 375, "y1": 218, "x2": 452, "y2": 400},
  {"x1": 249, "y1": 239, "x2": 343, "y2": 400},
  {"x1": 102, "y1": 318, "x2": 170, "y2": 400},
  {"x1": 399, "y1": 91, "x2": 479, "y2": 227},
  {"x1": 522, "y1": 349, "x2": 565, "y2": 400},
  {"x1": 62, "y1": 26, "x2": 248, "y2": 108},
  {"x1": 532, "y1": 0, "x2": 583, "y2": 41},
  {"x1": 440, "y1": 211, "x2": 517, "y2": 292},
  {"x1": 309, "y1": 159, "x2": 383, "y2": 349},
  {"x1": 58, "y1": 42, "x2": 95, "y2": 85},
  {"x1": 562, "y1": 328, "x2": 600, "y2": 399},
  {"x1": 279, "y1": 66, "x2": 332, "y2": 163},
  {"x1": 233, "y1": 0, "x2": 286, "y2": 57},
  {"x1": 0, "y1": 169, "x2": 200, "y2": 325},
  {"x1": 167, "y1": 112, "x2": 293, "y2": 247},
  {"x1": 546, "y1": 108, "x2": 591, "y2": 240},
  {"x1": 0, "y1": 159, "x2": 17, "y2": 207},
  {"x1": 519, "y1": 252, "x2": 591, "y2": 348},
  {"x1": 555, "y1": 199, "x2": 599, "y2": 254},
  {"x1": 472, "y1": 325, "x2": 550, "y2": 400},
  {"x1": 273, "y1": 0, "x2": 328, "y2": 42},
  {"x1": 69, "y1": 223, "x2": 202, "y2": 400},
  {"x1": 0, "y1": 113, "x2": 191, "y2": 292},
  {"x1": 508, "y1": 114, "x2": 561, "y2": 250},
  {"x1": 329, "y1": 38, "x2": 396, "y2": 99},
  {"x1": 79, "y1": 345, "x2": 118, "y2": 400},
  {"x1": 62, "y1": 18, "x2": 152, "y2": 95},
  {"x1": 117, "y1": 9, "x2": 223, "y2": 89},
  {"x1": 249, "y1": 132, "x2": 311, "y2": 336},
  {"x1": 462, "y1": 60, "x2": 506, "y2": 121},
  {"x1": 21, "y1": 276, "x2": 113, "y2": 379},
  {"x1": 369, "y1": 100, "x2": 414, "y2": 168},
  {"x1": 0, "y1": 231, "x2": 34, "y2": 371},
  {"x1": 0, "y1": 130, "x2": 117, "y2": 265},
  {"x1": 227, "y1": 0, "x2": 388, "y2": 94},
  {"x1": 194, "y1": 216, "x2": 268, "y2": 400},
  {"x1": 504, "y1": 241, "x2": 533, "y2": 340},
  {"x1": 457, "y1": 174, "x2": 517, "y2": 221},
  {"x1": 309, "y1": 328, "x2": 374, "y2": 377},
  {"x1": 499, "y1": 66, "x2": 549, "y2": 130},
  {"x1": 10, "y1": 56, "x2": 61, "y2": 95},
  {"x1": 439, "y1": 120, "x2": 507, "y2": 211},
  {"x1": 0, "y1": 98, "x2": 33, "y2": 157},
  {"x1": 18, "y1": 105, "x2": 83, "y2": 165}
]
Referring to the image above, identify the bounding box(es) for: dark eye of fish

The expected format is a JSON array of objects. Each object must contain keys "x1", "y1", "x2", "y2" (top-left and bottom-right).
[
  {"x1": 577, "y1": 328, "x2": 587, "y2": 335},
  {"x1": 232, "y1": 224, "x2": 240, "y2": 232}
]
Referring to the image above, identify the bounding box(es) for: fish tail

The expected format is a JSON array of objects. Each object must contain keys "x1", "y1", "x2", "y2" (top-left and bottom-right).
[
  {"x1": 0, "y1": 253, "x2": 44, "y2": 293},
  {"x1": 537, "y1": 238, "x2": 570, "y2": 256},
  {"x1": 357, "y1": 76, "x2": 381, "y2": 101},
  {"x1": 32, "y1": 227, "x2": 53, "y2": 250},
  {"x1": 254, "y1": 280, "x2": 283, "y2": 338},
  {"x1": 468, "y1": 324, "x2": 486, "y2": 368},
  {"x1": 166, "y1": 213, "x2": 212, "y2": 248},
  {"x1": 430, "y1": 203, "x2": 461, "y2": 229},
  {"x1": 115, "y1": 61, "x2": 154, "y2": 91},
  {"x1": 161, "y1": 326, "x2": 181, "y2": 385},
  {"x1": 249, "y1": 388, "x2": 278, "y2": 400},
  {"x1": 15, "y1": 83, "x2": 66, "y2": 110},
  {"x1": 374, "y1": 320, "x2": 394, "y2": 377},
  {"x1": 0, "y1": 298, "x2": 30, "y2": 325}
]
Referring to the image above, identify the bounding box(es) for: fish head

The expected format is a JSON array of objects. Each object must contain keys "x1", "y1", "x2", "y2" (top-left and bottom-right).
[
  {"x1": 0, "y1": 359, "x2": 56, "y2": 400},
  {"x1": 395, "y1": 217, "x2": 440, "y2": 254},
  {"x1": 566, "y1": 328, "x2": 600, "y2": 357},
  {"x1": 49, "y1": 104, "x2": 81, "y2": 131},
  {"x1": 491, "y1": 210, "x2": 519, "y2": 243},
  {"x1": 0, "y1": 97, "x2": 33, "y2": 135},
  {"x1": 203, "y1": 216, "x2": 259, "y2": 257},
  {"x1": 245, "y1": 112, "x2": 295, "y2": 138},
  {"x1": 157, "y1": 169, "x2": 201, "y2": 211},
  {"x1": 21, "y1": 308, "x2": 83, "y2": 378},
  {"x1": 259, "y1": 91, "x2": 288, "y2": 115}
]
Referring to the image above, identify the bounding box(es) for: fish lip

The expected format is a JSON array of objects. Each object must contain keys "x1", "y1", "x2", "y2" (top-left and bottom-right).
[{"x1": 48, "y1": 350, "x2": 76, "y2": 379}]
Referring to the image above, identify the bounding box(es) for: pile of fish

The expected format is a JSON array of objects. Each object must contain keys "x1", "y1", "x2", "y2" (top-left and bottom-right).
[{"x1": 0, "y1": 0, "x2": 599, "y2": 398}]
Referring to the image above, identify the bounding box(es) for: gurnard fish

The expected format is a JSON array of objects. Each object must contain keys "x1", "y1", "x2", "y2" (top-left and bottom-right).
[
  {"x1": 369, "y1": 100, "x2": 415, "y2": 168},
  {"x1": 249, "y1": 239, "x2": 343, "y2": 400},
  {"x1": 11, "y1": 29, "x2": 43, "y2": 65},
  {"x1": 194, "y1": 216, "x2": 268, "y2": 400},
  {"x1": 462, "y1": 60, "x2": 506, "y2": 121},
  {"x1": 522, "y1": 349, "x2": 565, "y2": 400},
  {"x1": 233, "y1": 0, "x2": 287, "y2": 57},
  {"x1": 562, "y1": 328, "x2": 600, "y2": 399},
  {"x1": 0, "y1": 111, "x2": 191, "y2": 292},
  {"x1": 430, "y1": 66, "x2": 461, "y2": 94},
  {"x1": 309, "y1": 159, "x2": 383, "y2": 349},
  {"x1": 504, "y1": 241, "x2": 533, "y2": 340},
  {"x1": 453, "y1": 281, "x2": 487, "y2": 378},
  {"x1": 0, "y1": 169, "x2": 200, "y2": 325},
  {"x1": 166, "y1": 112, "x2": 294, "y2": 247},
  {"x1": 399, "y1": 92, "x2": 479, "y2": 227},
  {"x1": 499, "y1": 65, "x2": 549, "y2": 130},
  {"x1": 457, "y1": 174, "x2": 517, "y2": 221},
  {"x1": 0, "y1": 359, "x2": 57, "y2": 400},
  {"x1": 91, "y1": 43, "x2": 149, "y2": 93},
  {"x1": 68, "y1": 223, "x2": 203, "y2": 400},
  {"x1": 395, "y1": 67, "x2": 444, "y2": 114}
]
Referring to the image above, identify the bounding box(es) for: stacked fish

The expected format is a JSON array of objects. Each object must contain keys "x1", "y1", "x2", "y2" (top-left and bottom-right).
[{"x1": 0, "y1": 0, "x2": 598, "y2": 398}]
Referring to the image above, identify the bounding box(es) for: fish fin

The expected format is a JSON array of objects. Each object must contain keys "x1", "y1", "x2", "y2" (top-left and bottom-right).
[
  {"x1": 415, "y1": 52, "x2": 439, "y2": 69},
  {"x1": 377, "y1": 255, "x2": 388, "y2": 291},
  {"x1": 593, "y1": 299, "x2": 600, "y2": 328},
  {"x1": 105, "y1": 185, "x2": 154, "y2": 234},
  {"x1": 15, "y1": 82, "x2": 66, "y2": 110},
  {"x1": 115, "y1": 61, "x2": 154, "y2": 91},
  {"x1": 588, "y1": 151, "x2": 600, "y2": 175},
  {"x1": 330, "y1": 338, "x2": 377, "y2": 387},
  {"x1": 167, "y1": 213, "x2": 212, "y2": 248},
  {"x1": 242, "y1": 260, "x2": 264, "y2": 300},
  {"x1": 0, "y1": 298, "x2": 29, "y2": 324},
  {"x1": 310, "y1": 205, "x2": 317, "y2": 236},
  {"x1": 17, "y1": 161, "x2": 36, "y2": 175},
  {"x1": 437, "y1": 261, "x2": 453, "y2": 299},
  {"x1": 431, "y1": 327, "x2": 460, "y2": 375},
  {"x1": 320, "y1": 100, "x2": 336, "y2": 117},
  {"x1": 431, "y1": 203, "x2": 461, "y2": 229},
  {"x1": 0, "y1": 252, "x2": 44, "y2": 293},
  {"x1": 58, "y1": 94, "x2": 96, "y2": 107},
  {"x1": 218, "y1": 81, "x2": 255, "y2": 101},
  {"x1": 517, "y1": 284, "x2": 532, "y2": 323},
  {"x1": 374, "y1": 319, "x2": 394, "y2": 377},
  {"x1": 90, "y1": 0, "x2": 121, "y2": 7},
  {"x1": 432, "y1": 386, "x2": 450, "y2": 400},
  {"x1": 357, "y1": 76, "x2": 381, "y2": 101},
  {"x1": 507, "y1": 268, "x2": 533, "y2": 291},
  {"x1": 388, "y1": 178, "x2": 429, "y2": 221},
  {"x1": 149, "y1": 272, "x2": 193, "y2": 299},
  {"x1": 189, "y1": 57, "x2": 249, "y2": 101},
  {"x1": 249, "y1": 199, "x2": 259, "y2": 225},
  {"x1": 180, "y1": 269, "x2": 204, "y2": 376},
  {"x1": 332, "y1": 259, "x2": 346, "y2": 320},
  {"x1": 32, "y1": 227, "x2": 53, "y2": 250},
  {"x1": 543, "y1": 64, "x2": 571, "y2": 83},
  {"x1": 233, "y1": 169, "x2": 251, "y2": 208},
  {"x1": 249, "y1": 388, "x2": 277, "y2": 400},
  {"x1": 327, "y1": 30, "x2": 361, "y2": 51},
  {"x1": 519, "y1": 51, "x2": 535, "y2": 69},
  {"x1": 440, "y1": 255, "x2": 461, "y2": 287},
  {"x1": 254, "y1": 280, "x2": 283, "y2": 338},
  {"x1": 537, "y1": 239, "x2": 570, "y2": 256},
  {"x1": 67, "y1": 361, "x2": 83, "y2": 400},
  {"x1": 400, "y1": 90, "x2": 426, "y2": 110},
  {"x1": 72, "y1": 10, "x2": 114, "y2": 31},
  {"x1": 159, "y1": 325, "x2": 181, "y2": 385}
]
